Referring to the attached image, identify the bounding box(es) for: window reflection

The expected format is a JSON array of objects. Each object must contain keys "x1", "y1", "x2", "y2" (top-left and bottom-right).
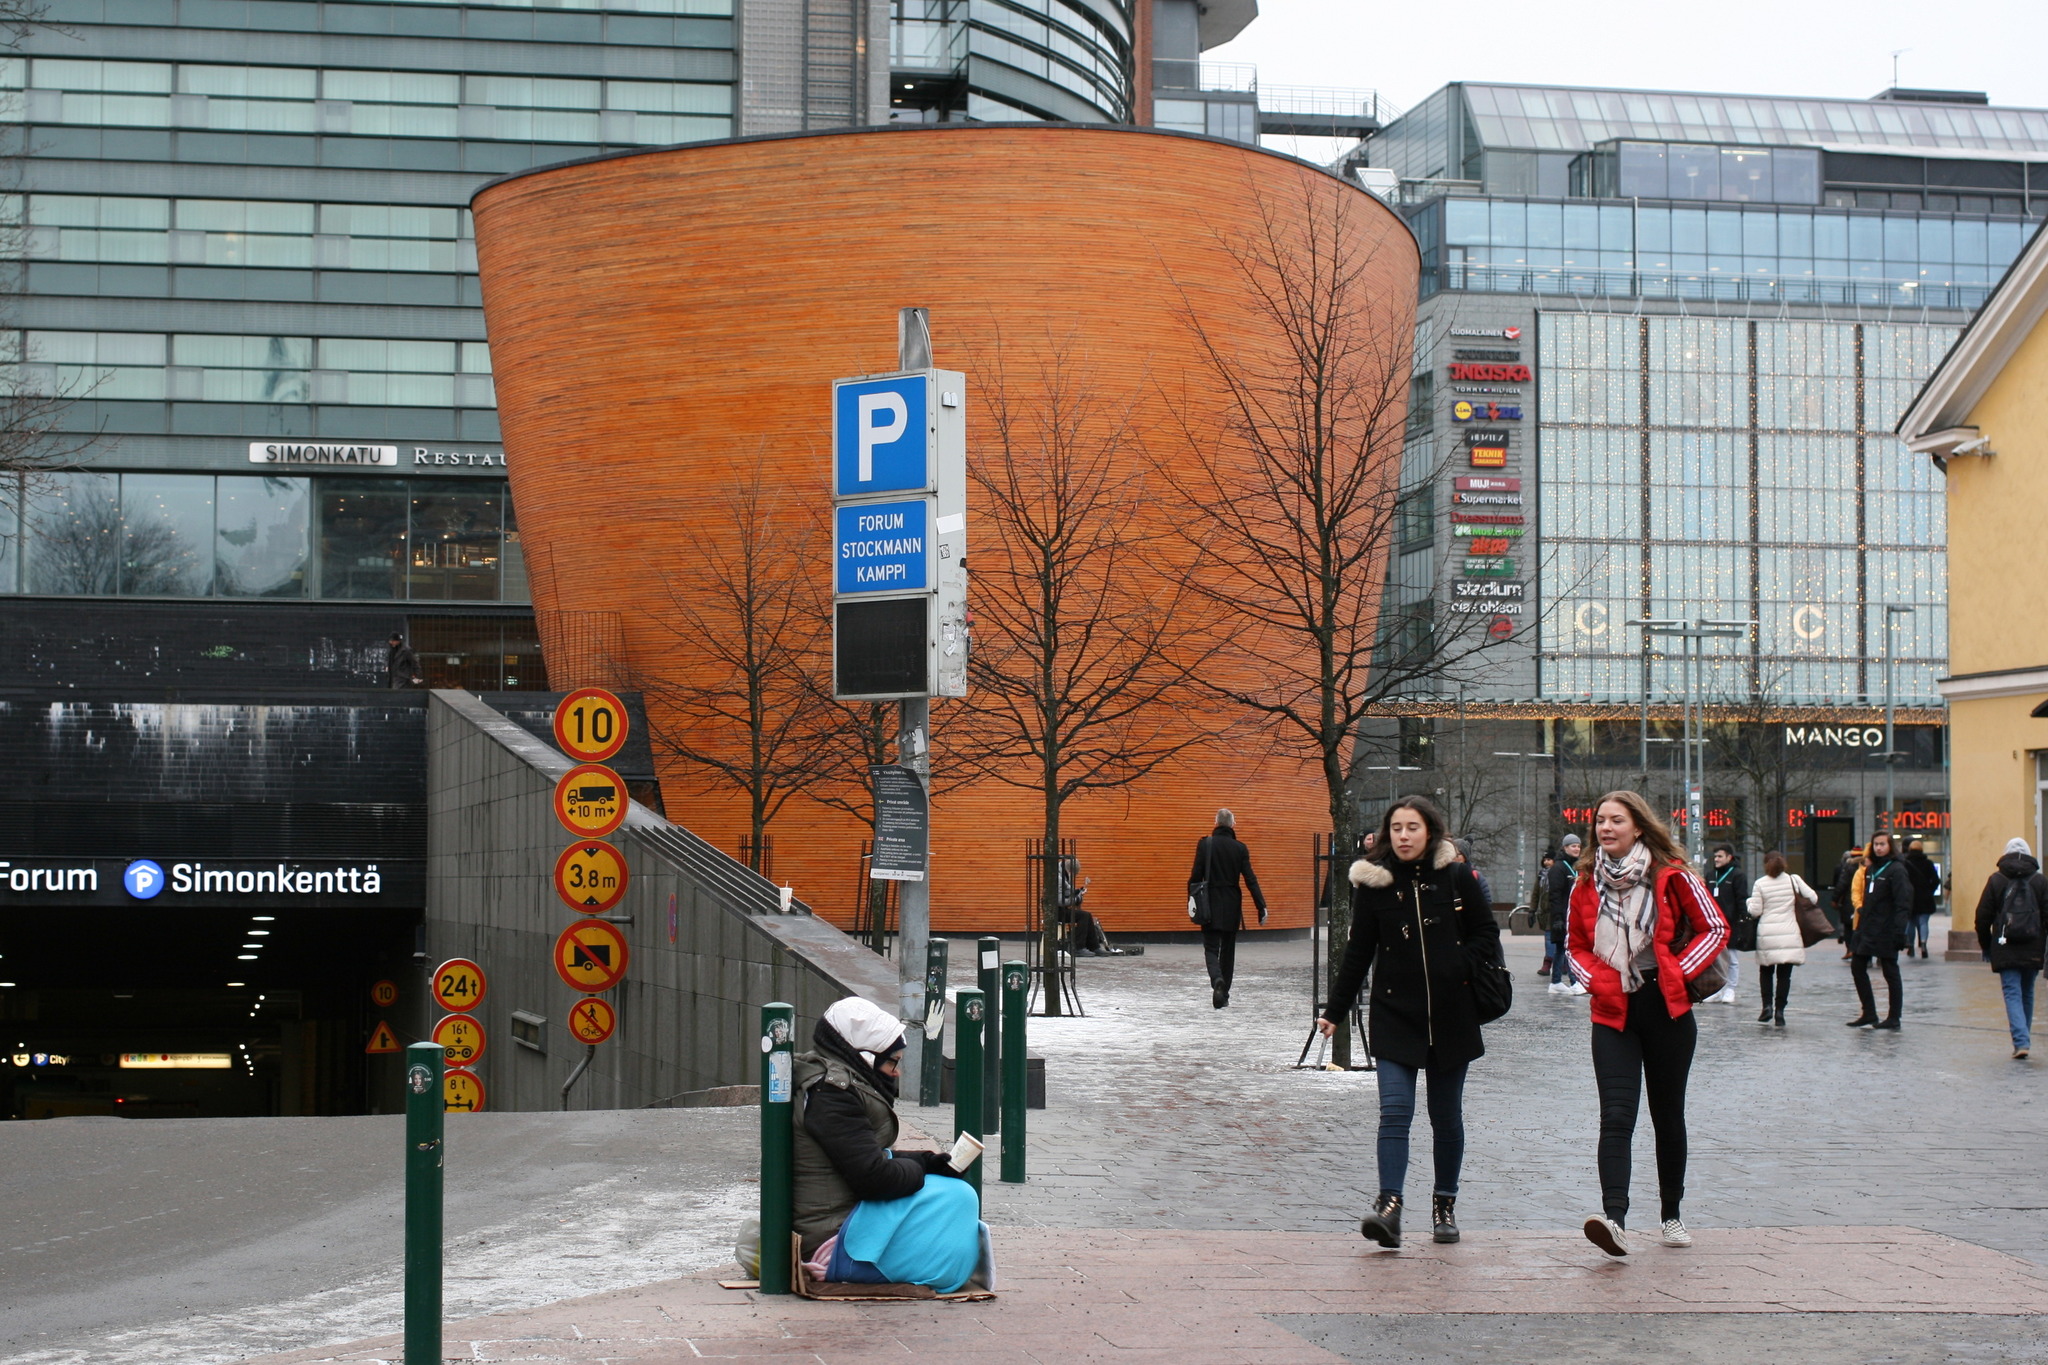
[
  {"x1": 408, "y1": 487, "x2": 501, "y2": 600},
  {"x1": 24, "y1": 472, "x2": 120, "y2": 594},
  {"x1": 317, "y1": 479, "x2": 408, "y2": 599},
  {"x1": 216, "y1": 475, "x2": 310, "y2": 597},
  {"x1": 120, "y1": 473, "x2": 213, "y2": 596}
]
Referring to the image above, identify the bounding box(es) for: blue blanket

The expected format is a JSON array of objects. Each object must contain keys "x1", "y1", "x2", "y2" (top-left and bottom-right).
[{"x1": 832, "y1": 1177, "x2": 982, "y2": 1293}]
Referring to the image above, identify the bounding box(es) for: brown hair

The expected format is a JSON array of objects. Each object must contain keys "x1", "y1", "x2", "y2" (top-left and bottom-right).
[
  {"x1": 1577, "y1": 790, "x2": 1687, "y2": 875},
  {"x1": 1369, "y1": 794, "x2": 1451, "y2": 869},
  {"x1": 1866, "y1": 832, "x2": 1895, "y2": 861},
  {"x1": 1764, "y1": 850, "x2": 1787, "y2": 877}
]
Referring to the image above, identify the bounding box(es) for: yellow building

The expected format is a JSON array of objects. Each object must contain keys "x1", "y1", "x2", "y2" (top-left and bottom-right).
[{"x1": 1900, "y1": 221, "x2": 2048, "y2": 956}]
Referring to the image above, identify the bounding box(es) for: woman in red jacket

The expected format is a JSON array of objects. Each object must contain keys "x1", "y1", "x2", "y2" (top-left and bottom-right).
[{"x1": 1565, "y1": 790, "x2": 1728, "y2": 1257}]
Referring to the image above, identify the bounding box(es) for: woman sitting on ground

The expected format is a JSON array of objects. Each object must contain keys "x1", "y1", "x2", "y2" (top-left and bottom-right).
[{"x1": 791, "y1": 996, "x2": 984, "y2": 1292}]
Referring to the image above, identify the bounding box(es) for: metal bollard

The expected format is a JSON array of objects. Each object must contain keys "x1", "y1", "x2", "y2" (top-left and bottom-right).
[
  {"x1": 976, "y1": 935, "x2": 1001, "y2": 1133},
  {"x1": 1000, "y1": 960, "x2": 1027, "y2": 1184},
  {"x1": 919, "y1": 938, "x2": 948, "y2": 1108},
  {"x1": 402, "y1": 1041, "x2": 444, "y2": 1365},
  {"x1": 954, "y1": 988, "x2": 984, "y2": 1198},
  {"x1": 759, "y1": 1001, "x2": 795, "y2": 1294}
]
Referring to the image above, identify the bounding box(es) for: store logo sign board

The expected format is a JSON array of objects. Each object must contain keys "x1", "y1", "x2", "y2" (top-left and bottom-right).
[
  {"x1": 1454, "y1": 581, "x2": 1526, "y2": 600},
  {"x1": 1452, "y1": 401, "x2": 1523, "y2": 422},
  {"x1": 248, "y1": 442, "x2": 398, "y2": 467},
  {"x1": 1455, "y1": 475, "x2": 1520, "y2": 491},
  {"x1": 1447, "y1": 363, "x2": 1532, "y2": 382},
  {"x1": 1463, "y1": 557, "x2": 1516, "y2": 576},
  {"x1": 1451, "y1": 326, "x2": 1522, "y2": 340}
]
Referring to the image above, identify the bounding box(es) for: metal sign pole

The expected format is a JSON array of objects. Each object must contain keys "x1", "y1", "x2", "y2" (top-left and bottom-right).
[{"x1": 402, "y1": 1041, "x2": 444, "y2": 1365}]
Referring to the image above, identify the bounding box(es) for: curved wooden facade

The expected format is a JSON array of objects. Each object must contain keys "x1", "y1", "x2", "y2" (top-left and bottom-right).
[{"x1": 472, "y1": 125, "x2": 1418, "y2": 933}]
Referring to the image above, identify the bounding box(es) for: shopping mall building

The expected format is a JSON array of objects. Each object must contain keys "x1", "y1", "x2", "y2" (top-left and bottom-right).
[{"x1": 1343, "y1": 82, "x2": 2047, "y2": 892}]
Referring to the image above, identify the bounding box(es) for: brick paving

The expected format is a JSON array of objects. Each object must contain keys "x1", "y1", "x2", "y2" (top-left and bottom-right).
[{"x1": 237, "y1": 926, "x2": 2048, "y2": 1365}]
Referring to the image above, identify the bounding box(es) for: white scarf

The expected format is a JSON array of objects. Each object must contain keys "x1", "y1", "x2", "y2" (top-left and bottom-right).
[{"x1": 1593, "y1": 842, "x2": 1657, "y2": 992}]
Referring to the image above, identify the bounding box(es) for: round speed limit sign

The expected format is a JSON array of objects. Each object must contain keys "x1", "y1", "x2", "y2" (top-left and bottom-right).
[
  {"x1": 431, "y1": 958, "x2": 487, "y2": 1013},
  {"x1": 432, "y1": 1013, "x2": 487, "y2": 1067},
  {"x1": 553, "y1": 687, "x2": 628, "y2": 764}
]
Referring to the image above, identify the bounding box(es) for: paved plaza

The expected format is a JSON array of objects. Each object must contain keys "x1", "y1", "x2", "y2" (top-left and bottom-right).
[{"x1": 7, "y1": 924, "x2": 2047, "y2": 1363}]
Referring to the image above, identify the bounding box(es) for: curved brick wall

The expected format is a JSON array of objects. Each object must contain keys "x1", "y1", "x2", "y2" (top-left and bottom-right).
[{"x1": 472, "y1": 125, "x2": 1417, "y2": 933}]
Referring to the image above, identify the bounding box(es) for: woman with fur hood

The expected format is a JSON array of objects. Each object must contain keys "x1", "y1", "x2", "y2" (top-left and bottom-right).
[{"x1": 1318, "y1": 795, "x2": 1500, "y2": 1250}]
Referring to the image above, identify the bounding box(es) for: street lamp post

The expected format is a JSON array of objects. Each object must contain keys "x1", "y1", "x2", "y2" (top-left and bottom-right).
[
  {"x1": 1881, "y1": 605, "x2": 1915, "y2": 835},
  {"x1": 1628, "y1": 617, "x2": 1755, "y2": 865},
  {"x1": 1492, "y1": 751, "x2": 1555, "y2": 899}
]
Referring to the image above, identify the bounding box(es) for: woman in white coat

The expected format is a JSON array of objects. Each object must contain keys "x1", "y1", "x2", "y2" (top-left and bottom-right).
[{"x1": 1745, "y1": 850, "x2": 1813, "y2": 1026}]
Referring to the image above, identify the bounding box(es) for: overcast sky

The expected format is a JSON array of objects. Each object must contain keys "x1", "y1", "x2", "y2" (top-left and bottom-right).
[{"x1": 1206, "y1": 0, "x2": 2048, "y2": 120}]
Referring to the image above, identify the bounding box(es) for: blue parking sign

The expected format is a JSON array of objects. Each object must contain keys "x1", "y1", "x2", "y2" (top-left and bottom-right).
[
  {"x1": 834, "y1": 375, "x2": 930, "y2": 497},
  {"x1": 835, "y1": 499, "x2": 931, "y2": 594}
]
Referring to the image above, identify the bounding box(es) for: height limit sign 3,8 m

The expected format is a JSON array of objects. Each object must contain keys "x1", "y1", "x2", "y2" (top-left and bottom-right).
[{"x1": 831, "y1": 370, "x2": 967, "y2": 701}]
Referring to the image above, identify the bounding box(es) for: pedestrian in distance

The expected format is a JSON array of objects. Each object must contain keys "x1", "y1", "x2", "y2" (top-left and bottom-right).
[
  {"x1": 1705, "y1": 844, "x2": 1749, "y2": 1003},
  {"x1": 1566, "y1": 790, "x2": 1729, "y2": 1257},
  {"x1": 1973, "y1": 837, "x2": 2046, "y2": 1060},
  {"x1": 386, "y1": 631, "x2": 421, "y2": 689},
  {"x1": 1903, "y1": 839, "x2": 1940, "y2": 959},
  {"x1": 1187, "y1": 808, "x2": 1266, "y2": 1009},
  {"x1": 1548, "y1": 834, "x2": 1585, "y2": 993},
  {"x1": 1319, "y1": 794, "x2": 1501, "y2": 1249},
  {"x1": 1534, "y1": 851, "x2": 1555, "y2": 977},
  {"x1": 1847, "y1": 832, "x2": 1912, "y2": 1030},
  {"x1": 1831, "y1": 846, "x2": 1864, "y2": 961},
  {"x1": 1745, "y1": 851, "x2": 1815, "y2": 1025},
  {"x1": 1453, "y1": 837, "x2": 1494, "y2": 910}
]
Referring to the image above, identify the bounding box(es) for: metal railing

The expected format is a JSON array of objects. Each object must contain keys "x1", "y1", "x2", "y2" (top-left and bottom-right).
[{"x1": 1259, "y1": 83, "x2": 1396, "y2": 124}]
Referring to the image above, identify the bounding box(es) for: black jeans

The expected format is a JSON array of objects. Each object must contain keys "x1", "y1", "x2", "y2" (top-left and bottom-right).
[
  {"x1": 1591, "y1": 981, "x2": 1697, "y2": 1227},
  {"x1": 1851, "y1": 953, "x2": 1902, "y2": 1022},
  {"x1": 1202, "y1": 929, "x2": 1238, "y2": 993},
  {"x1": 1758, "y1": 963, "x2": 1794, "y2": 1011}
]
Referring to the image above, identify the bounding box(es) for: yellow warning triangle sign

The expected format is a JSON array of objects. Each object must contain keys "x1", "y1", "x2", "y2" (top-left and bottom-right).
[{"x1": 365, "y1": 1020, "x2": 401, "y2": 1054}]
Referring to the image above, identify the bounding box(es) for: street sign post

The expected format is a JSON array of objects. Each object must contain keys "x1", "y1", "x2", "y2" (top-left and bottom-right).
[
  {"x1": 552, "y1": 763, "x2": 626, "y2": 838},
  {"x1": 431, "y1": 1013, "x2": 486, "y2": 1067},
  {"x1": 552, "y1": 841, "x2": 630, "y2": 913},
  {"x1": 552, "y1": 687, "x2": 628, "y2": 763},
  {"x1": 565, "y1": 996, "x2": 617, "y2": 1045},
  {"x1": 371, "y1": 979, "x2": 399, "y2": 1008},
  {"x1": 442, "y1": 1067, "x2": 485, "y2": 1112},
  {"x1": 366, "y1": 1020, "x2": 401, "y2": 1054},
  {"x1": 430, "y1": 958, "x2": 486, "y2": 1013},
  {"x1": 553, "y1": 919, "x2": 630, "y2": 993}
]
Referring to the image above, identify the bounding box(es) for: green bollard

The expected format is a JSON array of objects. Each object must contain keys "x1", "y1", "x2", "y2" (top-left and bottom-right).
[
  {"x1": 954, "y1": 988, "x2": 984, "y2": 1199},
  {"x1": 976, "y1": 935, "x2": 1001, "y2": 1133},
  {"x1": 1001, "y1": 960, "x2": 1028, "y2": 1184},
  {"x1": 402, "y1": 1041, "x2": 444, "y2": 1365},
  {"x1": 919, "y1": 938, "x2": 948, "y2": 1108},
  {"x1": 759, "y1": 1001, "x2": 796, "y2": 1294}
]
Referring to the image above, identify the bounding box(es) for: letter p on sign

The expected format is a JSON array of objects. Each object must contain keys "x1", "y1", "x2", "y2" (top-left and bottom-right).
[{"x1": 857, "y1": 392, "x2": 907, "y2": 482}]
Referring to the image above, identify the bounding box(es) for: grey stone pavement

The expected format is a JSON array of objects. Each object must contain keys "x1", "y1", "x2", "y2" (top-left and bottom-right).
[
  {"x1": 972, "y1": 923, "x2": 2048, "y2": 1265},
  {"x1": 7, "y1": 918, "x2": 2046, "y2": 1364}
]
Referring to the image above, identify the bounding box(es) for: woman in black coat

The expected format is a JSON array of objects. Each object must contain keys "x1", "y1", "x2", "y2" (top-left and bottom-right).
[
  {"x1": 1318, "y1": 795, "x2": 1500, "y2": 1249},
  {"x1": 1848, "y1": 831, "x2": 1913, "y2": 1029},
  {"x1": 1188, "y1": 808, "x2": 1266, "y2": 1009}
]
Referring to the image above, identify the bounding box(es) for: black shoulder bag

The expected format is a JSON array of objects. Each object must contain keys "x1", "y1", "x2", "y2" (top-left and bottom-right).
[
  {"x1": 1462, "y1": 873, "x2": 1514, "y2": 1024},
  {"x1": 1187, "y1": 837, "x2": 1216, "y2": 927}
]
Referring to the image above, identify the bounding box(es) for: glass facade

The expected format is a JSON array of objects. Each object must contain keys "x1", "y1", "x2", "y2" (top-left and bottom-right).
[
  {"x1": 0, "y1": 471, "x2": 525, "y2": 601},
  {"x1": 1538, "y1": 315, "x2": 1953, "y2": 707},
  {"x1": 889, "y1": 0, "x2": 1131, "y2": 125}
]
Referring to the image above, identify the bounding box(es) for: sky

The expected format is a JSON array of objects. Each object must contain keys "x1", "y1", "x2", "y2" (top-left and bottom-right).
[{"x1": 1206, "y1": 0, "x2": 2047, "y2": 124}]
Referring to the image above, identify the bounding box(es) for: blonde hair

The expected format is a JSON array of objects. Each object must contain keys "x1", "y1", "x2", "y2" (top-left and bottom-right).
[{"x1": 1577, "y1": 790, "x2": 1688, "y2": 875}]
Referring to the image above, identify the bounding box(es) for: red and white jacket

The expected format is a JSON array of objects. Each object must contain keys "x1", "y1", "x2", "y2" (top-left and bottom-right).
[{"x1": 1565, "y1": 859, "x2": 1728, "y2": 1029}]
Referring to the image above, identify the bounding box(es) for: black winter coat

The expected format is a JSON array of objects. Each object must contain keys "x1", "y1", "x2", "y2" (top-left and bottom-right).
[
  {"x1": 1323, "y1": 839, "x2": 1501, "y2": 1069},
  {"x1": 1708, "y1": 861, "x2": 1750, "y2": 934},
  {"x1": 1974, "y1": 853, "x2": 2047, "y2": 973},
  {"x1": 1544, "y1": 858, "x2": 1578, "y2": 938},
  {"x1": 1853, "y1": 857, "x2": 1914, "y2": 957},
  {"x1": 1189, "y1": 828, "x2": 1266, "y2": 932},
  {"x1": 1904, "y1": 851, "x2": 1940, "y2": 916}
]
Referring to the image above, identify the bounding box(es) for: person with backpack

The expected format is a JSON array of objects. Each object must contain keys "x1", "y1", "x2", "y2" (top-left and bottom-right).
[
  {"x1": 1318, "y1": 794, "x2": 1501, "y2": 1249},
  {"x1": 1847, "y1": 833, "x2": 1912, "y2": 1030},
  {"x1": 1973, "y1": 837, "x2": 2046, "y2": 1060}
]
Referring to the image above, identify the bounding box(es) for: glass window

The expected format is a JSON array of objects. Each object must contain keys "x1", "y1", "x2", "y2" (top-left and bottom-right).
[
  {"x1": 1667, "y1": 144, "x2": 1718, "y2": 200},
  {"x1": 120, "y1": 473, "x2": 213, "y2": 595},
  {"x1": 215, "y1": 475, "x2": 310, "y2": 597},
  {"x1": 1720, "y1": 147, "x2": 1771, "y2": 202},
  {"x1": 1443, "y1": 199, "x2": 1488, "y2": 246},
  {"x1": 1773, "y1": 148, "x2": 1819, "y2": 203},
  {"x1": 502, "y1": 494, "x2": 529, "y2": 603},
  {"x1": 316, "y1": 479, "x2": 407, "y2": 599},
  {"x1": 0, "y1": 478, "x2": 19, "y2": 593},
  {"x1": 408, "y1": 485, "x2": 502, "y2": 600},
  {"x1": 24, "y1": 471, "x2": 120, "y2": 595}
]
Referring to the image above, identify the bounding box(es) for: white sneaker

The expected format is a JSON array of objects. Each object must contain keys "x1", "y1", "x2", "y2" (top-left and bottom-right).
[
  {"x1": 1567, "y1": 982, "x2": 1588, "y2": 996},
  {"x1": 1659, "y1": 1218, "x2": 1693, "y2": 1247},
  {"x1": 1547, "y1": 981, "x2": 1566, "y2": 993},
  {"x1": 1583, "y1": 1214, "x2": 1628, "y2": 1257}
]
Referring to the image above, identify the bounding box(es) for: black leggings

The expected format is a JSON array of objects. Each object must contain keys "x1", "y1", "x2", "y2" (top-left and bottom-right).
[
  {"x1": 1759, "y1": 963, "x2": 1794, "y2": 1010},
  {"x1": 1851, "y1": 953, "x2": 1902, "y2": 1022},
  {"x1": 1591, "y1": 983, "x2": 1697, "y2": 1227}
]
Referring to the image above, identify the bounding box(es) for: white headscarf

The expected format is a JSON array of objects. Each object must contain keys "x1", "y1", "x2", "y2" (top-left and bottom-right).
[{"x1": 821, "y1": 996, "x2": 906, "y2": 1067}]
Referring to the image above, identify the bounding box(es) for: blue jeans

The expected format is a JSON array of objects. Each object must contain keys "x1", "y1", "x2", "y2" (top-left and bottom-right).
[
  {"x1": 2000, "y1": 969, "x2": 2038, "y2": 1051},
  {"x1": 1374, "y1": 1057, "x2": 1469, "y2": 1198},
  {"x1": 1549, "y1": 933, "x2": 1570, "y2": 984},
  {"x1": 1910, "y1": 914, "x2": 1933, "y2": 951}
]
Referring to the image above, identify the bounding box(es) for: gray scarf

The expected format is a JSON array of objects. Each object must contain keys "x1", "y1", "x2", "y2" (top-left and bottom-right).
[{"x1": 1593, "y1": 842, "x2": 1657, "y2": 992}]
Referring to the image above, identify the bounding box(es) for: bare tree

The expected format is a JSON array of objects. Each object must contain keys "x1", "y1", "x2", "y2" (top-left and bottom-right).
[
  {"x1": 949, "y1": 336, "x2": 1216, "y2": 1010},
  {"x1": 631, "y1": 454, "x2": 836, "y2": 873},
  {"x1": 1704, "y1": 662, "x2": 1834, "y2": 862},
  {"x1": 1159, "y1": 178, "x2": 1518, "y2": 1064}
]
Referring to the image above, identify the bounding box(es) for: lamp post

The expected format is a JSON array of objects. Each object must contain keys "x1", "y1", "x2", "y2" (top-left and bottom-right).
[
  {"x1": 1360, "y1": 764, "x2": 1423, "y2": 830},
  {"x1": 1881, "y1": 605, "x2": 1915, "y2": 836},
  {"x1": 1491, "y1": 751, "x2": 1555, "y2": 898},
  {"x1": 1628, "y1": 617, "x2": 1755, "y2": 865}
]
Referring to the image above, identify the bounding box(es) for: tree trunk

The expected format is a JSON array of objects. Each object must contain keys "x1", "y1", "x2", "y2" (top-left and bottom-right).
[
  {"x1": 1041, "y1": 779, "x2": 1063, "y2": 1016},
  {"x1": 1325, "y1": 762, "x2": 1356, "y2": 1068}
]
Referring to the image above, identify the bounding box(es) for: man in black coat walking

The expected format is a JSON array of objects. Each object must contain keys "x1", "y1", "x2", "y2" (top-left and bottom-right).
[
  {"x1": 1545, "y1": 834, "x2": 1582, "y2": 991},
  {"x1": 1189, "y1": 808, "x2": 1266, "y2": 1008}
]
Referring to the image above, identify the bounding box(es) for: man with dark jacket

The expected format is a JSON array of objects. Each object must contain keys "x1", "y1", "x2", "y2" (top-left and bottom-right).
[
  {"x1": 1848, "y1": 832, "x2": 1913, "y2": 1029},
  {"x1": 1903, "y1": 839, "x2": 1940, "y2": 958},
  {"x1": 1707, "y1": 845, "x2": 1749, "y2": 1002},
  {"x1": 1189, "y1": 807, "x2": 1266, "y2": 1009},
  {"x1": 1545, "y1": 834, "x2": 1582, "y2": 992},
  {"x1": 387, "y1": 632, "x2": 421, "y2": 689},
  {"x1": 1830, "y1": 846, "x2": 1865, "y2": 957},
  {"x1": 1974, "y1": 837, "x2": 2046, "y2": 1059}
]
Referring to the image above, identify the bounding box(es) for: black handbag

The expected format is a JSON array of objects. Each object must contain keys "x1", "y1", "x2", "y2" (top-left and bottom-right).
[
  {"x1": 1468, "y1": 941, "x2": 1513, "y2": 1024},
  {"x1": 1187, "y1": 837, "x2": 1216, "y2": 927}
]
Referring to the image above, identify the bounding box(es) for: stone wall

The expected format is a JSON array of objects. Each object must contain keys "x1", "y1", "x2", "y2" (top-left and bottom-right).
[{"x1": 424, "y1": 689, "x2": 897, "y2": 1112}]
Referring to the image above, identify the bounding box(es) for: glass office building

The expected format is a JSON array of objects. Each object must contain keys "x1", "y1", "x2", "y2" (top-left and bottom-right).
[{"x1": 1352, "y1": 82, "x2": 2048, "y2": 861}]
